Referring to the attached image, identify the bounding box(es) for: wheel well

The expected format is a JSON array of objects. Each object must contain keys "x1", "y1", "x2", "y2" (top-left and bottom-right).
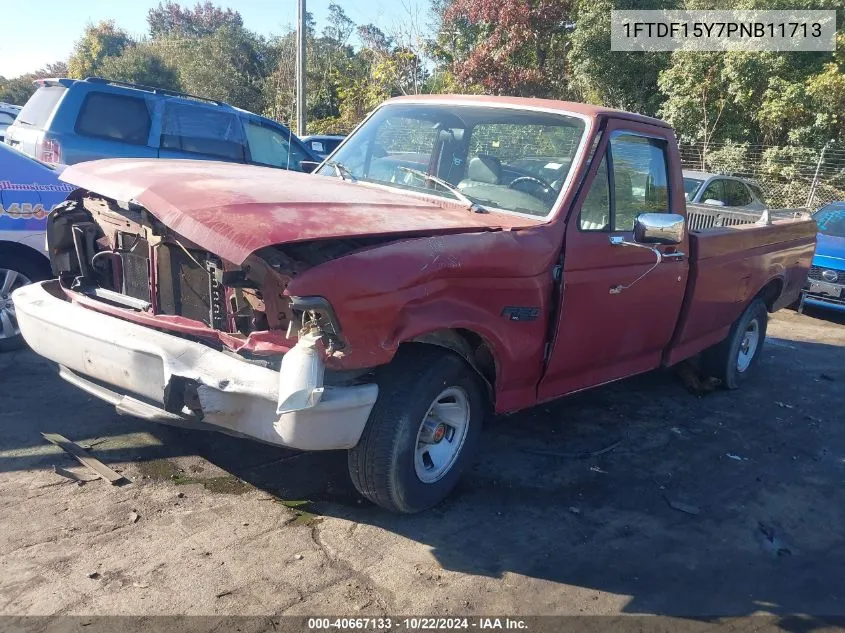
[
  {"x1": 0, "y1": 241, "x2": 52, "y2": 278},
  {"x1": 757, "y1": 278, "x2": 784, "y2": 312},
  {"x1": 404, "y1": 328, "x2": 497, "y2": 393}
]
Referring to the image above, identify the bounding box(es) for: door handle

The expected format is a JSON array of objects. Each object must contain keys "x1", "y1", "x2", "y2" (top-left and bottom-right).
[{"x1": 661, "y1": 251, "x2": 686, "y2": 261}]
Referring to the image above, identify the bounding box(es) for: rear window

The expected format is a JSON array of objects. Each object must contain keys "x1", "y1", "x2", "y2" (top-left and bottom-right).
[
  {"x1": 0, "y1": 112, "x2": 15, "y2": 125},
  {"x1": 17, "y1": 86, "x2": 66, "y2": 128},
  {"x1": 161, "y1": 102, "x2": 246, "y2": 161},
  {"x1": 76, "y1": 92, "x2": 152, "y2": 145}
]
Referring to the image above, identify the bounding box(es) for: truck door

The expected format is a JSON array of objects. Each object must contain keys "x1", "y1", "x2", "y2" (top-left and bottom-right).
[{"x1": 538, "y1": 120, "x2": 690, "y2": 401}]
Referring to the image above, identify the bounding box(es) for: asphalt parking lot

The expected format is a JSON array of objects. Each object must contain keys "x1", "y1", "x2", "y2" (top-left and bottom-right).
[{"x1": 1, "y1": 307, "x2": 843, "y2": 619}]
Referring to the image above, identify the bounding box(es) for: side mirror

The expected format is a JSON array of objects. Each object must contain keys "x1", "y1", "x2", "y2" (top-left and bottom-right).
[
  {"x1": 703, "y1": 198, "x2": 725, "y2": 207},
  {"x1": 300, "y1": 160, "x2": 320, "y2": 174},
  {"x1": 633, "y1": 212, "x2": 685, "y2": 245}
]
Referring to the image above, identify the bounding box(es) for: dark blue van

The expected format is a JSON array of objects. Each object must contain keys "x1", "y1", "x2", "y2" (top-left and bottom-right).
[{"x1": 3, "y1": 77, "x2": 317, "y2": 170}]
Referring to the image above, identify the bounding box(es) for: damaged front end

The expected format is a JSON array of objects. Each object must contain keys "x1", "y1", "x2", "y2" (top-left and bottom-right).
[{"x1": 14, "y1": 192, "x2": 379, "y2": 450}]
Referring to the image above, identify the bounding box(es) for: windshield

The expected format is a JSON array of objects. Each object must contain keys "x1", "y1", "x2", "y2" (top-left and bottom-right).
[
  {"x1": 683, "y1": 177, "x2": 704, "y2": 200},
  {"x1": 814, "y1": 204, "x2": 845, "y2": 238},
  {"x1": 317, "y1": 103, "x2": 586, "y2": 217}
]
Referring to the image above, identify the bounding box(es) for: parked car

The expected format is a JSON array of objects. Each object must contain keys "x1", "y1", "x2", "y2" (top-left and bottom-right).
[
  {"x1": 4, "y1": 77, "x2": 318, "y2": 170},
  {"x1": 683, "y1": 170, "x2": 767, "y2": 211},
  {"x1": 0, "y1": 102, "x2": 22, "y2": 142},
  {"x1": 301, "y1": 134, "x2": 345, "y2": 160},
  {"x1": 0, "y1": 142, "x2": 75, "y2": 350},
  {"x1": 799, "y1": 201, "x2": 845, "y2": 313},
  {"x1": 13, "y1": 95, "x2": 815, "y2": 512}
]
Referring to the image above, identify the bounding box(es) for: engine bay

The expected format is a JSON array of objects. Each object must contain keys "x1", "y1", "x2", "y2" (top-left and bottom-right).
[{"x1": 46, "y1": 192, "x2": 376, "y2": 357}]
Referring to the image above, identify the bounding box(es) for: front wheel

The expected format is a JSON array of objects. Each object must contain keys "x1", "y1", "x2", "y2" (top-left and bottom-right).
[
  {"x1": 348, "y1": 346, "x2": 485, "y2": 513},
  {"x1": 0, "y1": 252, "x2": 51, "y2": 352},
  {"x1": 703, "y1": 298, "x2": 768, "y2": 390}
]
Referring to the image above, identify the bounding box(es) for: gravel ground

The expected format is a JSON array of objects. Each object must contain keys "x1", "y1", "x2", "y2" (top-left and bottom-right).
[{"x1": 0, "y1": 307, "x2": 843, "y2": 620}]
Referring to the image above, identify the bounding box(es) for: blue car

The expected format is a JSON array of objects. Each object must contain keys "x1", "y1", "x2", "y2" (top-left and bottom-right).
[
  {"x1": 0, "y1": 142, "x2": 75, "y2": 350},
  {"x1": 800, "y1": 201, "x2": 845, "y2": 314},
  {"x1": 4, "y1": 77, "x2": 317, "y2": 170}
]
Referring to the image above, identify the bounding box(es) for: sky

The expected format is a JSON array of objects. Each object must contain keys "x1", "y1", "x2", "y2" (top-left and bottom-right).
[{"x1": 0, "y1": 0, "x2": 431, "y2": 79}]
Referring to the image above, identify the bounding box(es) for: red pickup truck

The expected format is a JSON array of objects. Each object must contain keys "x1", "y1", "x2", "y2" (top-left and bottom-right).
[{"x1": 13, "y1": 96, "x2": 815, "y2": 513}]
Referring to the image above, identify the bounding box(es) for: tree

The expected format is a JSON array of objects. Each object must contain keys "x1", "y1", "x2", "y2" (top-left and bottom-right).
[
  {"x1": 0, "y1": 77, "x2": 37, "y2": 105},
  {"x1": 568, "y1": 0, "x2": 675, "y2": 115},
  {"x1": 657, "y1": 52, "x2": 737, "y2": 155},
  {"x1": 97, "y1": 46, "x2": 181, "y2": 91},
  {"x1": 0, "y1": 62, "x2": 70, "y2": 105},
  {"x1": 68, "y1": 21, "x2": 132, "y2": 79},
  {"x1": 323, "y1": 3, "x2": 355, "y2": 47},
  {"x1": 147, "y1": 1, "x2": 243, "y2": 38},
  {"x1": 434, "y1": 0, "x2": 574, "y2": 97},
  {"x1": 152, "y1": 24, "x2": 267, "y2": 110},
  {"x1": 33, "y1": 62, "x2": 69, "y2": 79}
]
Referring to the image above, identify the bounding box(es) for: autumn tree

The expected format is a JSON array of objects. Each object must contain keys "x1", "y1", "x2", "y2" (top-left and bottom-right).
[{"x1": 434, "y1": 0, "x2": 574, "y2": 97}]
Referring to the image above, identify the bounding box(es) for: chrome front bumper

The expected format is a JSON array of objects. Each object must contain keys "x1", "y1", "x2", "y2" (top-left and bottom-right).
[{"x1": 12, "y1": 281, "x2": 378, "y2": 450}]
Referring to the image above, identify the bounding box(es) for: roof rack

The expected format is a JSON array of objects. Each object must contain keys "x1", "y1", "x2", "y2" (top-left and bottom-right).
[{"x1": 83, "y1": 77, "x2": 224, "y2": 106}]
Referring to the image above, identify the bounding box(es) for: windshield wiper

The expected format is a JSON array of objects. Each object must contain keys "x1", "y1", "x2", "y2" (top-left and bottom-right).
[
  {"x1": 397, "y1": 166, "x2": 483, "y2": 212},
  {"x1": 325, "y1": 160, "x2": 356, "y2": 182}
]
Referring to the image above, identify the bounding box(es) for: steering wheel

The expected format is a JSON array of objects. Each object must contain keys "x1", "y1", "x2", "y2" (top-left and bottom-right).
[{"x1": 508, "y1": 175, "x2": 555, "y2": 203}]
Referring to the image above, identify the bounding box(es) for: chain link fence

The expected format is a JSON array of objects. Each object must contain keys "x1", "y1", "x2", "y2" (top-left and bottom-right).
[{"x1": 678, "y1": 141, "x2": 845, "y2": 210}]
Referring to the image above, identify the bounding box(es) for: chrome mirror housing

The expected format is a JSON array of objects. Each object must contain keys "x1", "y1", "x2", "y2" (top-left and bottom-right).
[{"x1": 633, "y1": 213, "x2": 685, "y2": 245}]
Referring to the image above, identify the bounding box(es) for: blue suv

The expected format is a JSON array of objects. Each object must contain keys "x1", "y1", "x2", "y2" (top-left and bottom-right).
[{"x1": 3, "y1": 77, "x2": 317, "y2": 171}]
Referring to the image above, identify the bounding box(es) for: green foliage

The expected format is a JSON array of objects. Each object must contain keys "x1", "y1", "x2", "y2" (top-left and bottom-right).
[
  {"x1": 68, "y1": 21, "x2": 131, "y2": 79},
  {"x1": 3, "y1": 0, "x2": 842, "y2": 161},
  {"x1": 151, "y1": 25, "x2": 267, "y2": 111},
  {"x1": 703, "y1": 141, "x2": 750, "y2": 174},
  {"x1": 0, "y1": 77, "x2": 38, "y2": 105},
  {"x1": 0, "y1": 62, "x2": 69, "y2": 105},
  {"x1": 569, "y1": 0, "x2": 675, "y2": 115},
  {"x1": 147, "y1": 1, "x2": 243, "y2": 38},
  {"x1": 97, "y1": 45, "x2": 181, "y2": 91}
]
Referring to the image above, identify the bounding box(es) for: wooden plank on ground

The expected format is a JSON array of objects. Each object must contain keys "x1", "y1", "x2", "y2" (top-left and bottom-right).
[{"x1": 42, "y1": 433, "x2": 127, "y2": 485}]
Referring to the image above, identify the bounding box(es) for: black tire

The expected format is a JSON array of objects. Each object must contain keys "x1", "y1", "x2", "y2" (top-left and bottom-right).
[
  {"x1": 348, "y1": 345, "x2": 486, "y2": 513},
  {"x1": 0, "y1": 251, "x2": 52, "y2": 352},
  {"x1": 703, "y1": 298, "x2": 768, "y2": 390}
]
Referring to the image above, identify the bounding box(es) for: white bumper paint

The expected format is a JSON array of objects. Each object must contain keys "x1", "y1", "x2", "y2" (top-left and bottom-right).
[{"x1": 12, "y1": 281, "x2": 378, "y2": 450}]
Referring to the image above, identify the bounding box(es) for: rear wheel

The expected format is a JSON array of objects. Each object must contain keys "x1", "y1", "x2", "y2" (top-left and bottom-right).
[
  {"x1": 348, "y1": 346, "x2": 485, "y2": 513},
  {"x1": 703, "y1": 298, "x2": 768, "y2": 390}
]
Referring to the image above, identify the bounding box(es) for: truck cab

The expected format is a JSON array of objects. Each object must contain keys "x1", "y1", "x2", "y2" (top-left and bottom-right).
[{"x1": 11, "y1": 95, "x2": 816, "y2": 513}]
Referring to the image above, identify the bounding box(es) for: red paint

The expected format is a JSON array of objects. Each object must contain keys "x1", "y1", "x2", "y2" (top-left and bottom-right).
[
  {"x1": 62, "y1": 96, "x2": 816, "y2": 415},
  {"x1": 59, "y1": 158, "x2": 539, "y2": 266}
]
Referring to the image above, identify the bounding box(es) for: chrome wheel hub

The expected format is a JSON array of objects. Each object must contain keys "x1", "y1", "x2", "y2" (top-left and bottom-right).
[
  {"x1": 414, "y1": 386, "x2": 470, "y2": 484},
  {"x1": 0, "y1": 268, "x2": 31, "y2": 341},
  {"x1": 736, "y1": 318, "x2": 760, "y2": 373}
]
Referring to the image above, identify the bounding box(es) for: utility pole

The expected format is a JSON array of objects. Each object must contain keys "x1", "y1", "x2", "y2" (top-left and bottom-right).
[
  {"x1": 296, "y1": 0, "x2": 306, "y2": 137},
  {"x1": 806, "y1": 140, "x2": 831, "y2": 209}
]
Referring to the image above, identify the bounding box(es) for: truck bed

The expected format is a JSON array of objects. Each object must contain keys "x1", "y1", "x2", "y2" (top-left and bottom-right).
[{"x1": 665, "y1": 213, "x2": 816, "y2": 366}]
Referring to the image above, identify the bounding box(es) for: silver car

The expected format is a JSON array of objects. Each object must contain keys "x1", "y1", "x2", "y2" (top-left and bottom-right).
[{"x1": 683, "y1": 170, "x2": 767, "y2": 211}]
